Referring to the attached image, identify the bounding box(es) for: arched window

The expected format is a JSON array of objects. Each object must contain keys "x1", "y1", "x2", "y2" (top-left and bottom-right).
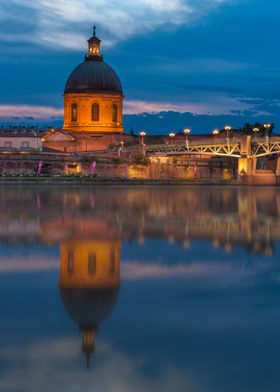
[
  {"x1": 88, "y1": 253, "x2": 96, "y2": 275},
  {"x1": 109, "y1": 248, "x2": 115, "y2": 275},
  {"x1": 112, "y1": 104, "x2": 118, "y2": 123},
  {"x1": 71, "y1": 103, "x2": 77, "y2": 122},
  {"x1": 67, "y1": 251, "x2": 74, "y2": 274},
  {"x1": 91, "y1": 103, "x2": 99, "y2": 122}
]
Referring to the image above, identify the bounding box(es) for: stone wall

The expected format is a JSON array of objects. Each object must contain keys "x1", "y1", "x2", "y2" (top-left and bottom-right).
[{"x1": 0, "y1": 154, "x2": 236, "y2": 180}]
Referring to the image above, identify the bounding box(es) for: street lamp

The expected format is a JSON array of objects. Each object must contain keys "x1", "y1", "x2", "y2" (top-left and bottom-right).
[
  {"x1": 139, "y1": 130, "x2": 146, "y2": 153},
  {"x1": 224, "y1": 125, "x2": 232, "y2": 148},
  {"x1": 183, "y1": 128, "x2": 191, "y2": 149},
  {"x1": 118, "y1": 141, "x2": 124, "y2": 157},
  {"x1": 253, "y1": 127, "x2": 259, "y2": 141},
  {"x1": 169, "y1": 132, "x2": 175, "y2": 145},
  {"x1": 213, "y1": 129, "x2": 219, "y2": 142},
  {"x1": 263, "y1": 123, "x2": 271, "y2": 145},
  {"x1": 139, "y1": 130, "x2": 146, "y2": 144}
]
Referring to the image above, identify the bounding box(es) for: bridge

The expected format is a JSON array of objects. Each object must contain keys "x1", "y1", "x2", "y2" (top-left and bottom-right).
[
  {"x1": 144, "y1": 135, "x2": 280, "y2": 184},
  {"x1": 145, "y1": 135, "x2": 280, "y2": 159}
]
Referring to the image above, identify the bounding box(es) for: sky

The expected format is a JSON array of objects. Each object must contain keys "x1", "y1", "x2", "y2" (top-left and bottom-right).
[{"x1": 0, "y1": 0, "x2": 280, "y2": 133}]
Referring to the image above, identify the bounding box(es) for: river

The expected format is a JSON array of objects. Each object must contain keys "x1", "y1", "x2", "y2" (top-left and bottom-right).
[{"x1": 0, "y1": 185, "x2": 279, "y2": 391}]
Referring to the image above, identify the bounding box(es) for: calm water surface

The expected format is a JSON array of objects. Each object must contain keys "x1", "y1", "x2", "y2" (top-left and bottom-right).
[{"x1": 0, "y1": 185, "x2": 280, "y2": 391}]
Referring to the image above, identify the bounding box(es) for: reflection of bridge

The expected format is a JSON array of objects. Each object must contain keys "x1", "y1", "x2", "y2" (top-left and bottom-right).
[
  {"x1": 146, "y1": 136, "x2": 280, "y2": 159},
  {"x1": 146, "y1": 135, "x2": 280, "y2": 184}
]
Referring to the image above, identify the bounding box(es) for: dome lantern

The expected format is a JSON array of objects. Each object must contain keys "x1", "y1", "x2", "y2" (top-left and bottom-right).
[{"x1": 86, "y1": 26, "x2": 102, "y2": 61}]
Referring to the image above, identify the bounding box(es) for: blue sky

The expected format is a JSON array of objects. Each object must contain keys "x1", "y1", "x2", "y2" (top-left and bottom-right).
[{"x1": 0, "y1": 0, "x2": 280, "y2": 133}]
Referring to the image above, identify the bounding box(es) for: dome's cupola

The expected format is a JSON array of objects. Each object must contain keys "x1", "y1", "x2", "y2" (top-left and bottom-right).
[{"x1": 86, "y1": 26, "x2": 102, "y2": 60}]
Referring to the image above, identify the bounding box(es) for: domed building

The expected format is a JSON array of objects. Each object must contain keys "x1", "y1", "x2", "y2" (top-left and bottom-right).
[{"x1": 63, "y1": 27, "x2": 124, "y2": 133}]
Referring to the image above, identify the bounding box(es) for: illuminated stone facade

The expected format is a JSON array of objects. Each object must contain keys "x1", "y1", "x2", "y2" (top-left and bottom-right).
[{"x1": 63, "y1": 27, "x2": 123, "y2": 133}]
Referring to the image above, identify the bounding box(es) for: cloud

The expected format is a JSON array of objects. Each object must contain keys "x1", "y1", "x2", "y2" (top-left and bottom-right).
[
  {"x1": 0, "y1": 0, "x2": 239, "y2": 50},
  {"x1": 124, "y1": 97, "x2": 258, "y2": 115},
  {"x1": 0, "y1": 256, "x2": 58, "y2": 273},
  {"x1": 0, "y1": 338, "x2": 200, "y2": 392},
  {"x1": 122, "y1": 261, "x2": 237, "y2": 280},
  {"x1": 0, "y1": 105, "x2": 63, "y2": 119},
  {"x1": 120, "y1": 260, "x2": 276, "y2": 290}
]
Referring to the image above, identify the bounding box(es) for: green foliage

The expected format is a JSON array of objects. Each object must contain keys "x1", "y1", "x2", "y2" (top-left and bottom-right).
[
  {"x1": 83, "y1": 155, "x2": 99, "y2": 163},
  {"x1": 241, "y1": 122, "x2": 275, "y2": 136},
  {"x1": 112, "y1": 157, "x2": 125, "y2": 165},
  {"x1": 123, "y1": 140, "x2": 138, "y2": 147},
  {"x1": 133, "y1": 153, "x2": 150, "y2": 166}
]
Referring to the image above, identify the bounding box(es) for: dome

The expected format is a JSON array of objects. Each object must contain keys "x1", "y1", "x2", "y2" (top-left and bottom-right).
[
  {"x1": 60, "y1": 287, "x2": 119, "y2": 328},
  {"x1": 64, "y1": 59, "x2": 123, "y2": 95}
]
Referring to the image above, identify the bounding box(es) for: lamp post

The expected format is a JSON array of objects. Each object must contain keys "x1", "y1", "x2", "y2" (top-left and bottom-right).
[
  {"x1": 183, "y1": 128, "x2": 191, "y2": 149},
  {"x1": 139, "y1": 130, "x2": 146, "y2": 152},
  {"x1": 212, "y1": 129, "x2": 219, "y2": 142},
  {"x1": 169, "y1": 132, "x2": 175, "y2": 145},
  {"x1": 253, "y1": 127, "x2": 259, "y2": 141},
  {"x1": 263, "y1": 123, "x2": 271, "y2": 146},
  {"x1": 224, "y1": 125, "x2": 232, "y2": 149},
  {"x1": 118, "y1": 141, "x2": 124, "y2": 157}
]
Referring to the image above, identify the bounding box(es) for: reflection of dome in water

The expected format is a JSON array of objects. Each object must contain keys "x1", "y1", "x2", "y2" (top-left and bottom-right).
[
  {"x1": 58, "y1": 238, "x2": 121, "y2": 368},
  {"x1": 60, "y1": 287, "x2": 119, "y2": 329}
]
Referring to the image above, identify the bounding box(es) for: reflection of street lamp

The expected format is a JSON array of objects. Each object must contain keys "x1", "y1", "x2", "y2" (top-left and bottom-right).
[
  {"x1": 183, "y1": 128, "x2": 191, "y2": 149},
  {"x1": 264, "y1": 123, "x2": 271, "y2": 145},
  {"x1": 224, "y1": 125, "x2": 232, "y2": 148},
  {"x1": 169, "y1": 132, "x2": 175, "y2": 145},
  {"x1": 213, "y1": 129, "x2": 219, "y2": 142}
]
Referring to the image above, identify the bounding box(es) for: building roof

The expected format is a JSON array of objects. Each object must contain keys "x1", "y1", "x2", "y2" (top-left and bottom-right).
[
  {"x1": 64, "y1": 29, "x2": 123, "y2": 95},
  {"x1": 64, "y1": 60, "x2": 123, "y2": 94}
]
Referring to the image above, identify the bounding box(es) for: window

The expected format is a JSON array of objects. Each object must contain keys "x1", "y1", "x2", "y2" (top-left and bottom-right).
[
  {"x1": 88, "y1": 253, "x2": 96, "y2": 274},
  {"x1": 91, "y1": 103, "x2": 99, "y2": 122},
  {"x1": 71, "y1": 103, "x2": 78, "y2": 122},
  {"x1": 4, "y1": 142, "x2": 11, "y2": 148},
  {"x1": 21, "y1": 142, "x2": 29, "y2": 148},
  {"x1": 109, "y1": 249, "x2": 115, "y2": 275},
  {"x1": 112, "y1": 104, "x2": 118, "y2": 123},
  {"x1": 67, "y1": 251, "x2": 74, "y2": 274}
]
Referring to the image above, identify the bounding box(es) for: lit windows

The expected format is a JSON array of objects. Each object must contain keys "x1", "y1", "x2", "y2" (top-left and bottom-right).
[
  {"x1": 71, "y1": 103, "x2": 78, "y2": 122},
  {"x1": 88, "y1": 253, "x2": 96, "y2": 274},
  {"x1": 112, "y1": 104, "x2": 118, "y2": 123},
  {"x1": 67, "y1": 251, "x2": 74, "y2": 274},
  {"x1": 109, "y1": 249, "x2": 115, "y2": 275}
]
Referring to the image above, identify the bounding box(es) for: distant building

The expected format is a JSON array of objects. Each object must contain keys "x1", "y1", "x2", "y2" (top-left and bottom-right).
[{"x1": 0, "y1": 132, "x2": 42, "y2": 153}]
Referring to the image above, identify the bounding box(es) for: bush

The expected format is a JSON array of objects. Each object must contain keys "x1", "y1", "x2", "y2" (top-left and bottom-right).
[{"x1": 133, "y1": 153, "x2": 150, "y2": 166}]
